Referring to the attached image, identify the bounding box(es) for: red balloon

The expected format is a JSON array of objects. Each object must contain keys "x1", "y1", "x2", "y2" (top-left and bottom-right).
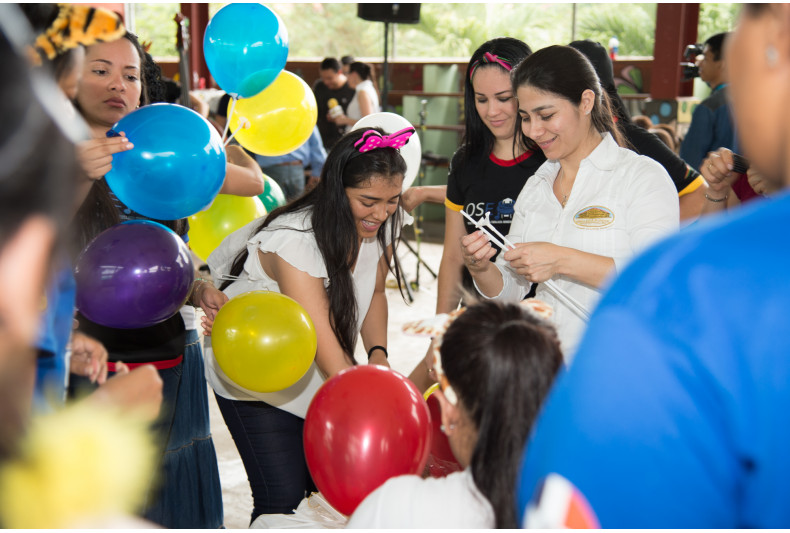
[
  {"x1": 424, "y1": 390, "x2": 463, "y2": 478},
  {"x1": 303, "y1": 365, "x2": 432, "y2": 516}
]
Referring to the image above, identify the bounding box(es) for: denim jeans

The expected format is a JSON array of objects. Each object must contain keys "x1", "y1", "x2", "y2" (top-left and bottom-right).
[
  {"x1": 214, "y1": 394, "x2": 316, "y2": 524},
  {"x1": 261, "y1": 164, "x2": 305, "y2": 202},
  {"x1": 143, "y1": 329, "x2": 224, "y2": 528}
]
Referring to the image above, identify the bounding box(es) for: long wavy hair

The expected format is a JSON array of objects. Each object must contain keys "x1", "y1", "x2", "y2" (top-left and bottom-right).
[
  {"x1": 220, "y1": 128, "x2": 408, "y2": 361},
  {"x1": 511, "y1": 45, "x2": 625, "y2": 151},
  {"x1": 73, "y1": 32, "x2": 186, "y2": 252},
  {"x1": 460, "y1": 37, "x2": 533, "y2": 166},
  {"x1": 440, "y1": 299, "x2": 562, "y2": 528}
]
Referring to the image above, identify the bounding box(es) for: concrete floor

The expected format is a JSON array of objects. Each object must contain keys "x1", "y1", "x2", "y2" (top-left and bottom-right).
[{"x1": 205, "y1": 238, "x2": 445, "y2": 528}]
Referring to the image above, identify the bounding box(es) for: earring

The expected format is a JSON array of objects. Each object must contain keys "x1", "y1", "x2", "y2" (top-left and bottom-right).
[
  {"x1": 766, "y1": 45, "x2": 779, "y2": 67},
  {"x1": 439, "y1": 423, "x2": 456, "y2": 434}
]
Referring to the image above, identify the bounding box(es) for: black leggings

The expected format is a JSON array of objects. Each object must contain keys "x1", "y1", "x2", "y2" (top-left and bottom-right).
[{"x1": 214, "y1": 393, "x2": 316, "y2": 524}]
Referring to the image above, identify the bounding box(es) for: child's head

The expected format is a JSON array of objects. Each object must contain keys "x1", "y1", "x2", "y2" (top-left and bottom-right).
[{"x1": 438, "y1": 298, "x2": 562, "y2": 527}]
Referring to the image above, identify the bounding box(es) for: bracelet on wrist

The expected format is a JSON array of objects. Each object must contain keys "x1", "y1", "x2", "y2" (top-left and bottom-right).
[
  {"x1": 705, "y1": 193, "x2": 729, "y2": 203},
  {"x1": 367, "y1": 345, "x2": 388, "y2": 360},
  {"x1": 190, "y1": 278, "x2": 211, "y2": 306}
]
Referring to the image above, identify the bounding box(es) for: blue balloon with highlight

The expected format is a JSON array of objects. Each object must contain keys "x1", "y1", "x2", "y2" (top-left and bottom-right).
[
  {"x1": 105, "y1": 103, "x2": 226, "y2": 221},
  {"x1": 203, "y1": 3, "x2": 289, "y2": 98}
]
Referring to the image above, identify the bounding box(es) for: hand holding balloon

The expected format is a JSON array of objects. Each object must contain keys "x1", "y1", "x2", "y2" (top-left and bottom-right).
[
  {"x1": 191, "y1": 280, "x2": 229, "y2": 336},
  {"x1": 76, "y1": 134, "x2": 134, "y2": 179}
]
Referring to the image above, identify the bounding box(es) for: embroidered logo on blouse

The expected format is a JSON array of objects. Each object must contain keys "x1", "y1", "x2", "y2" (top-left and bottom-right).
[{"x1": 573, "y1": 206, "x2": 614, "y2": 229}]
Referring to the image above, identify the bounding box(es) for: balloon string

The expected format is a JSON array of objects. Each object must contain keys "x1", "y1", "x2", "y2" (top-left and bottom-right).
[
  {"x1": 224, "y1": 116, "x2": 250, "y2": 146},
  {"x1": 221, "y1": 95, "x2": 238, "y2": 143}
]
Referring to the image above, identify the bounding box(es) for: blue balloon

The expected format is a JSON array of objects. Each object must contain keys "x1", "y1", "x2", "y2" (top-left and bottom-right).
[
  {"x1": 204, "y1": 3, "x2": 289, "y2": 98},
  {"x1": 105, "y1": 103, "x2": 226, "y2": 221}
]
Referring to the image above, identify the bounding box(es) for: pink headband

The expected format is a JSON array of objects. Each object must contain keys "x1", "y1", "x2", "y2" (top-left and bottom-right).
[
  {"x1": 354, "y1": 127, "x2": 416, "y2": 153},
  {"x1": 469, "y1": 52, "x2": 513, "y2": 80}
]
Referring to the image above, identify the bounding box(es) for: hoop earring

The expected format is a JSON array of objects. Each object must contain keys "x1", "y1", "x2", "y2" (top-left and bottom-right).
[{"x1": 766, "y1": 45, "x2": 779, "y2": 67}]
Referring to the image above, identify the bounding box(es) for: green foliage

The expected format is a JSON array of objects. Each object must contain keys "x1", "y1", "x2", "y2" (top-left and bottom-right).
[
  {"x1": 132, "y1": 3, "x2": 738, "y2": 62},
  {"x1": 131, "y1": 3, "x2": 180, "y2": 58},
  {"x1": 698, "y1": 3, "x2": 741, "y2": 42},
  {"x1": 575, "y1": 4, "x2": 656, "y2": 56}
]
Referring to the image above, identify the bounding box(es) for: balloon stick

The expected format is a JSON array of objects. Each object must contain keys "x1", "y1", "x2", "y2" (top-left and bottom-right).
[
  {"x1": 224, "y1": 116, "x2": 250, "y2": 146},
  {"x1": 222, "y1": 95, "x2": 238, "y2": 142}
]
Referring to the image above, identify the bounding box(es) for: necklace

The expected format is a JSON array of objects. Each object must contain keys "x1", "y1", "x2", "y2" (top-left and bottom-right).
[{"x1": 557, "y1": 167, "x2": 570, "y2": 208}]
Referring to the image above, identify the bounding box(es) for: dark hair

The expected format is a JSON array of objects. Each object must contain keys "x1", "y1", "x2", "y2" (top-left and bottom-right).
[
  {"x1": 440, "y1": 299, "x2": 562, "y2": 528},
  {"x1": 143, "y1": 49, "x2": 168, "y2": 104},
  {"x1": 512, "y1": 45, "x2": 625, "y2": 149},
  {"x1": 348, "y1": 61, "x2": 372, "y2": 80},
  {"x1": 461, "y1": 37, "x2": 532, "y2": 165},
  {"x1": 340, "y1": 55, "x2": 354, "y2": 66},
  {"x1": 122, "y1": 32, "x2": 149, "y2": 107},
  {"x1": 0, "y1": 25, "x2": 76, "y2": 252},
  {"x1": 320, "y1": 57, "x2": 341, "y2": 72},
  {"x1": 568, "y1": 39, "x2": 632, "y2": 125},
  {"x1": 73, "y1": 32, "x2": 187, "y2": 250},
  {"x1": 19, "y1": 3, "x2": 82, "y2": 84},
  {"x1": 220, "y1": 128, "x2": 408, "y2": 361},
  {"x1": 704, "y1": 32, "x2": 729, "y2": 61}
]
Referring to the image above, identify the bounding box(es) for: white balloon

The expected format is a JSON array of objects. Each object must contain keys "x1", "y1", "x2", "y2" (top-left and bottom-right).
[{"x1": 351, "y1": 112, "x2": 422, "y2": 192}]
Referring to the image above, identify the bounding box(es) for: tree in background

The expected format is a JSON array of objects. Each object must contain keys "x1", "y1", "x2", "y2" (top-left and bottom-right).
[{"x1": 132, "y1": 3, "x2": 740, "y2": 62}]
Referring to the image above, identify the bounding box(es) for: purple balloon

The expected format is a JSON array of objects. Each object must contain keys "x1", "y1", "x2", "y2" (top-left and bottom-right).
[{"x1": 75, "y1": 220, "x2": 194, "y2": 329}]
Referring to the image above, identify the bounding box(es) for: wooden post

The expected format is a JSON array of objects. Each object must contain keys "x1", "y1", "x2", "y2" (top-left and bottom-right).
[
  {"x1": 651, "y1": 3, "x2": 699, "y2": 99},
  {"x1": 179, "y1": 3, "x2": 210, "y2": 88}
]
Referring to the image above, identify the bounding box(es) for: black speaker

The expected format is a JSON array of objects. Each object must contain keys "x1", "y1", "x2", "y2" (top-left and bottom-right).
[{"x1": 357, "y1": 3, "x2": 420, "y2": 24}]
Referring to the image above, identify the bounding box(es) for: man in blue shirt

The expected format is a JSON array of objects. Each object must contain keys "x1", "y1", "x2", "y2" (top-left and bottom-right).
[
  {"x1": 518, "y1": 191, "x2": 790, "y2": 527},
  {"x1": 680, "y1": 33, "x2": 736, "y2": 172},
  {"x1": 255, "y1": 126, "x2": 327, "y2": 201}
]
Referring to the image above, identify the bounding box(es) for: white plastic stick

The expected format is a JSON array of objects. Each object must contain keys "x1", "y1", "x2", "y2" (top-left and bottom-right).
[
  {"x1": 461, "y1": 210, "x2": 591, "y2": 321},
  {"x1": 221, "y1": 95, "x2": 238, "y2": 143},
  {"x1": 224, "y1": 117, "x2": 250, "y2": 146}
]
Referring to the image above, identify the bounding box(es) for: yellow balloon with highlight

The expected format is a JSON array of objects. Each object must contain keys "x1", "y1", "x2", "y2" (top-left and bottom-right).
[
  {"x1": 228, "y1": 70, "x2": 318, "y2": 156},
  {"x1": 188, "y1": 194, "x2": 267, "y2": 262},
  {"x1": 212, "y1": 291, "x2": 317, "y2": 393}
]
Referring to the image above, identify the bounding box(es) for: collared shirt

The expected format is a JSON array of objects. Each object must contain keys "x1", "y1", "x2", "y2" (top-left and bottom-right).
[
  {"x1": 488, "y1": 132, "x2": 679, "y2": 359},
  {"x1": 679, "y1": 85, "x2": 736, "y2": 172},
  {"x1": 254, "y1": 126, "x2": 327, "y2": 178}
]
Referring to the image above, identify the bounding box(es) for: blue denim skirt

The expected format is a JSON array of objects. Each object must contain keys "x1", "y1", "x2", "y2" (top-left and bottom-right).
[{"x1": 142, "y1": 328, "x2": 224, "y2": 528}]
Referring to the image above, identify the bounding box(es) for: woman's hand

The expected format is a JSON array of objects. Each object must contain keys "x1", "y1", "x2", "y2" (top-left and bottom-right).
[
  {"x1": 460, "y1": 230, "x2": 496, "y2": 273},
  {"x1": 88, "y1": 364, "x2": 163, "y2": 421},
  {"x1": 192, "y1": 280, "x2": 229, "y2": 336},
  {"x1": 70, "y1": 331, "x2": 109, "y2": 385},
  {"x1": 503, "y1": 242, "x2": 564, "y2": 283},
  {"x1": 747, "y1": 168, "x2": 779, "y2": 196},
  {"x1": 76, "y1": 133, "x2": 134, "y2": 179},
  {"x1": 701, "y1": 148, "x2": 739, "y2": 200}
]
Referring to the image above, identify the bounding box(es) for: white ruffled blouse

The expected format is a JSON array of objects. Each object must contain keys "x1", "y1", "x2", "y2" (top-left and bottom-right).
[{"x1": 203, "y1": 208, "x2": 403, "y2": 418}]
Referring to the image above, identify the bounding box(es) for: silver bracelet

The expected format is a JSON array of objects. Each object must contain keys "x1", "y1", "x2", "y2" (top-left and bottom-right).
[
  {"x1": 705, "y1": 193, "x2": 728, "y2": 203},
  {"x1": 190, "y1": 278, "x2": 212, "y2": 306}
]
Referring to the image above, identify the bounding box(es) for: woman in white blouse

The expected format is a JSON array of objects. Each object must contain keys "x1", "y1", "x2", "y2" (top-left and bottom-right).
[
  {"x1": 330, "y1": 61, "x2": 380, "y2": 128},
  {"x1": 462, "y1": 45, "x2": 679, "y2": 359},
  {"x1": 199, "y1": 127, "x2": 413, "y2": 523}
]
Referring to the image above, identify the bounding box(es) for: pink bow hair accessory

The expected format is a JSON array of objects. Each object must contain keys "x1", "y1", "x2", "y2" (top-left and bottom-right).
[
  {"x1": 354, "y1": 127, "x2": 416, "y2": 153},
  {"x1": 483, "y1": 52, "x2": 512, "y2": 72}
]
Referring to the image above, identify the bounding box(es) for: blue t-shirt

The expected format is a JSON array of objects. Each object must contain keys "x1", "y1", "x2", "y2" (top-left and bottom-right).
[
  {"x1": 35, "y1": 261, "x2": 77, "y2": 408},
  {"x1": 519, "y1": 191, "x2": 790, "y2": 528}
]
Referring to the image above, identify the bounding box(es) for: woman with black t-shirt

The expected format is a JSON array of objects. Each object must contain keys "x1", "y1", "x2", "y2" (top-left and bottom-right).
[{"x1": 410, "y1": 38, "x2": 545, "y2": 392}]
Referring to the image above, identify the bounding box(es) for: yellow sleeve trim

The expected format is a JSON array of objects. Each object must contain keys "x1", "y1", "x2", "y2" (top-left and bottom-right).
[
  {"x1": 444, "y1": 198, "x2": 463, "y2": 212},
  {"x1": 678, "y1": 174, "x2": 704, "y2": 197}
]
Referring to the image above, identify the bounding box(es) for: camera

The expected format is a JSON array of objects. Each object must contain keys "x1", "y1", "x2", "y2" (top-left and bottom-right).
[{"x1": 680, "y1": 43, "x2": 704, "y2": 81}]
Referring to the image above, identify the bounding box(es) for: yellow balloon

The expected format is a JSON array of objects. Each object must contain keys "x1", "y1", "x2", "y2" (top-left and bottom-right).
[
  {"x1": 188, "y1": 194, "x2": 267, "y2": 262},
  {"x1": 212, "y1": 291, "x2": 317, "y2": 393},
  {"x1": 228, "y1": 70, "x2": 318, "y2": 156}
]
